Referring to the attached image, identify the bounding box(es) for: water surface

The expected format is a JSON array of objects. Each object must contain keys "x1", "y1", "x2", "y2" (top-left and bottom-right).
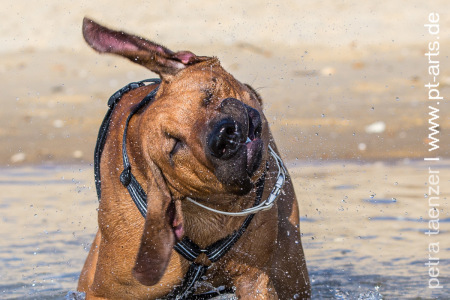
[{"x1": 1, "y1": 162, "x2": 448, "y2": 299}]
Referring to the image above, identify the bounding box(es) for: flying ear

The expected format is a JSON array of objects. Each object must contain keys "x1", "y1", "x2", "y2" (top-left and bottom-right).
[
  {"x1": 132, "y1": 160, "x2": 183, "y2": 286},
  {"x1": 82, "y1": 17, "x2": 210, "y2": 79}
]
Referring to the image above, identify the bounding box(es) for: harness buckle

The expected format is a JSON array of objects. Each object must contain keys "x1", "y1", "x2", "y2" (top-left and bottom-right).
[{"x1": 120, "y1": 166, "x2": 132, "y2": 186}]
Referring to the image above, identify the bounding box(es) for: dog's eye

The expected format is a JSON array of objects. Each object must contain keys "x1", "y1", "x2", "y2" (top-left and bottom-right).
[
  {"x1": 203, "y1": 89, "x2": 214, "y2": 106},
  {"x1": 168, "y1": 135, "x2": 183, "y2": 159}
]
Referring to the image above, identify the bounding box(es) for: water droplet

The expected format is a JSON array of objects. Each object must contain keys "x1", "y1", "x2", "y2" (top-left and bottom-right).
[
  {"x1": 391, "y1": 198, "x2": 397, "y2": 202},
  {"x1": 321, "y1": 113, "x2": 325, "y2": 117},
  {"x1": 396, "y1": 96, "x2": 400, "y2": 101},
  {"x1": 394, "y1": 182, "x2": 398, "y2": 185}
]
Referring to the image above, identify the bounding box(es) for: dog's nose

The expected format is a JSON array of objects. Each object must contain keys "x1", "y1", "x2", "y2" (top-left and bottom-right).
[
  {"x1": 208, "y1": 98, "x2": 248, "y2": 159},
  {"x1": 245, "y1": 105, "x2": 262, "y2": 141},
  {"x1": 208, "y1": 118, "x2": 244, "y2": 159},
  {"x1": 218, "y1": 97, "x2": 247, "y2": 117}
]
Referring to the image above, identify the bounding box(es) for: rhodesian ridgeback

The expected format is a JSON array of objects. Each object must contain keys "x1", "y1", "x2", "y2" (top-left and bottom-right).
[{"x1": 77, "y1": 18, "x2": 310, "y2": 299}]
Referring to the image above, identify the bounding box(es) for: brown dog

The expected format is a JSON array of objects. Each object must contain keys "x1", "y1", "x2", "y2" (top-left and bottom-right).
[{"x1": 77, "y1": 18, "x2": 310, "y2": 299}]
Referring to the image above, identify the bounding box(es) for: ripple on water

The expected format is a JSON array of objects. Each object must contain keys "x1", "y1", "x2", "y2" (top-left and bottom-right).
[{"x1": 363, "y1": 198, "x2": 398, "y2": 204}]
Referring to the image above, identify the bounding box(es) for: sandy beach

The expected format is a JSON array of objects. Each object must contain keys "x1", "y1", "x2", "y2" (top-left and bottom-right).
[{"x1": 2, "y1": 0, "x2": 449, "y2": 165}]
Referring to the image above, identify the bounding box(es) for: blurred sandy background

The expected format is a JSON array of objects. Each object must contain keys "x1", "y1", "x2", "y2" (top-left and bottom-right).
[{"x1": 1, "y1": 0, "x2": 450, "y2": 165}]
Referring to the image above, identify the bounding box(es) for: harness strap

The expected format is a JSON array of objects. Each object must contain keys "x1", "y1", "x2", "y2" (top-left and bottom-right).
[
  {"x1": 167, "y1": 170, "x2": 266, "y2": 299},
  {"x1": 174, "y1": 170, "x2": 265, "y2": 262},
  {"x1": 94, "y1": 79, "x2": 161, "y2": 200},
  {"x1": 170, "y1": 263, "x2": 209, "y2": 300},
  {"x1": 119, "y1": 85, "x2": 161, "y2": 217}
]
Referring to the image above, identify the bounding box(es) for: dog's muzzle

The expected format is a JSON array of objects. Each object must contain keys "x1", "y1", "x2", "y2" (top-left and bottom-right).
[
  {"x1": 206, "y1": 98, "x2": 264, "y2": 192},
  {"x1": 208, "y1": 117, "x2": 244, "y2": 160}
]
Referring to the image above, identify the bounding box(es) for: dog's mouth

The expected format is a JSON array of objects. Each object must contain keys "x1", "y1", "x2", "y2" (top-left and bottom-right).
[
  {"x1": 206, "y1": 98, "x2": 264, "y2": 193},
  {"x1": 244, "y1": 105, "x2": 263, "y2": 177},
  {"x1": 167, "y1": 199, "x2": 184, "y2": 241}
]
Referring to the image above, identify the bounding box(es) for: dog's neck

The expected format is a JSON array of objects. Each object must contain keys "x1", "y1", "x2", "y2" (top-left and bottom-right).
[{"x1": 180, "y1": 190, "x2": 267, "y2": 249}]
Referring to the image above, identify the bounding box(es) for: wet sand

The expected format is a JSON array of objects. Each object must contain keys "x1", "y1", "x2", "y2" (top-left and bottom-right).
[{"x1": 3, "y1": 43, "x2": 450, "y2": 165}]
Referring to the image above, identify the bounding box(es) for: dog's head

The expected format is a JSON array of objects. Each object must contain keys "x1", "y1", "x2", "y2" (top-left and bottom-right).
[{"x1": 83, "y1": 18, "x2": 269, "y2": 285}]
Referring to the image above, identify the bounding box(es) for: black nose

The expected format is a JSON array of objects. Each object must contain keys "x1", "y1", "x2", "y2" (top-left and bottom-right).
[
  {"x1": 208, "y1": 118, "x2": 244, "y2": 159},
  {"x1": 244, "y1": 105, "x2": 262, "y2": 141}
]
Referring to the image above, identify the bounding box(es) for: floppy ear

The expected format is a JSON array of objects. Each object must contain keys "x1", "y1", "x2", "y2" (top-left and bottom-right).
[
  {"x1": 132, "y1": 161, "x2": 183, "y2": 286},
  {"x1": 82, "y1": 17, "x2": 210, "y2": 79}
]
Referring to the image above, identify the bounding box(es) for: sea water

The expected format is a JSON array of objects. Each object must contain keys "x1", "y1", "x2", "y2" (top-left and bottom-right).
[{"x1": 0, "y1": 162, "x2": 448, "y2": 299}]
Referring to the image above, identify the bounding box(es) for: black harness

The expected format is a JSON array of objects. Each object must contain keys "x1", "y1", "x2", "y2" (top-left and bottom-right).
[{"x1": 94, "y1": 79, "x2": 267, "y2": 299}]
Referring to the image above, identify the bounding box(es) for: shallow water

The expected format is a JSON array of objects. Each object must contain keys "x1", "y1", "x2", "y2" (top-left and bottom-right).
[{"x1": 0, "y1": 162, "x2": 448, "y2": 299}]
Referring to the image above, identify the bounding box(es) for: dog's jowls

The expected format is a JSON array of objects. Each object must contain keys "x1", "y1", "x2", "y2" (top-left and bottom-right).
[{"x1": 77, "y1": 17, "x2": 310, "y2": 299}]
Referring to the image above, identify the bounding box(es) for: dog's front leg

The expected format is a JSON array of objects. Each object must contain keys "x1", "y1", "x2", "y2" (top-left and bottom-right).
[{"x1": 233, "y1": 270, "x2": 278, "y2": 299}]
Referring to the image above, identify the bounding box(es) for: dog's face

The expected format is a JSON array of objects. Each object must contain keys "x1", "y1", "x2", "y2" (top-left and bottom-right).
[
  {"x1": 82, "y1": 18, "x2": 269, "y2": 286},
  {"x1": 140, "y1": 59, "x2": 268, "y2": 199}
]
